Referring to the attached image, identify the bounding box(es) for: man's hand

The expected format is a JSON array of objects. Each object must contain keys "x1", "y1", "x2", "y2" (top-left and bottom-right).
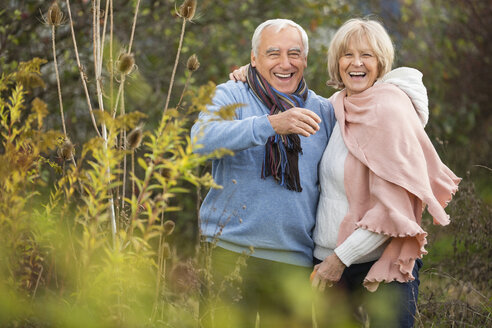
[
  {"x1": 268, "y1": 107, "x2": 321, "y2": 137},
  {"x1": 311, "y1": 253, "x2": 346, "y2": 292}
]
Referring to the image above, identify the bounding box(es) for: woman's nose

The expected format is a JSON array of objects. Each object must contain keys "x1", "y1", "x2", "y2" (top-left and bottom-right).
[{"x1": 352, "y1": 55, "x2": 363, "y2": 66}]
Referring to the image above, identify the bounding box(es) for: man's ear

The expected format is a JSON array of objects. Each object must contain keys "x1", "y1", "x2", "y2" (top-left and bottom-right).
[
  {"x1": 250, "y1": 50, "x2": 256, "y2": 67},
  {"x1": 303, "y1": 54, "x2": 308, "y2": 68}
]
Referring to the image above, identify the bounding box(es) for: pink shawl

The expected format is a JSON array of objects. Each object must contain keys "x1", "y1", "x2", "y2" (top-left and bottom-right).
[{"x1": 332, "y1": 83, "x2": 461, "y2": 292}]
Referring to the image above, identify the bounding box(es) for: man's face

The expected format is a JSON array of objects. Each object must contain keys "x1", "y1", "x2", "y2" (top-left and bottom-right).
[{"x1": 251, "y1": 26, "x2": 307, "y2": 94}]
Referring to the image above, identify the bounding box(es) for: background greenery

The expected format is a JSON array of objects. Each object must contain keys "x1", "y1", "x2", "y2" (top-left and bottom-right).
[{"x1": 1, "y1": 0, "x2": 490, "y2": 327}]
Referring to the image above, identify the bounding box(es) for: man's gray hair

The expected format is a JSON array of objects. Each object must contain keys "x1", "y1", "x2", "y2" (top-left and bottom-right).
[{"x1": 252, "y1": 19, "x2": 309, "y2": 57}]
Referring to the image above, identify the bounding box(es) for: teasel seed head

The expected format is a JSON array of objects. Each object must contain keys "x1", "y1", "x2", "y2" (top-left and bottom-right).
[
  {"x1": 46, "y1": 1, "x2": 64, "y2": 27},
  {"x1": 116, "y1": 53, "x2": 135, "y2": 76},
  {"x1": 163, "y1": 220, "x2": 175, "y2": 236},
  {"x1": 186, "y1": 54, "x2": 200, "y2": 72},
  {"x1": 58, "y1": 138, "x2": 74, "y2": 161},
  {"x1": 178, "y1": 0, "x2": 197, "y2": 21},
  {"x1": 127, "y1": 125, "x2": 143, "y2": 150}
]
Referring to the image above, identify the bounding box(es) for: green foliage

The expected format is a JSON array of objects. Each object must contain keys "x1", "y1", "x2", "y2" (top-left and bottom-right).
[
  {"x1": 0, "y1": 27, "x2": 226, "y2": 328},
  {"x1": 0, "y1": 60, "x2": 61, "y2": 308},
  {"x1": 393, "y1": 0, "x2": 491, "y2": 172}
]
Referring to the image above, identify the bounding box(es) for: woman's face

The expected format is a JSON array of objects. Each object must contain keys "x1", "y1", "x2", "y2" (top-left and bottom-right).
[{"x1": 338, "y1": 36, "x2": 379, "y2": 96}]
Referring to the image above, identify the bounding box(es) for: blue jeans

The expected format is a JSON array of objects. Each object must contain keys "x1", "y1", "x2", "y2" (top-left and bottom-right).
[{"x1": 314, "y1": 257, "x2": 423, "y2": 328}]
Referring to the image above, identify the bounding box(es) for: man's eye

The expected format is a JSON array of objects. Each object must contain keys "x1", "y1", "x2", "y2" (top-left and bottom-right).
[
  {"x1": 362, "y1": 53, "x2": 373, "y2": 57},
  {"x1": 289, "y1": 53, "x2": 300, "y2": 58}
]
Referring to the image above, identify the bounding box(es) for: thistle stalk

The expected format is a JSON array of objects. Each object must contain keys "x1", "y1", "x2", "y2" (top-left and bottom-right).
[
  {"x1": 109, "y1": 0, "x2": 114, "y2": 116},
  {"x1": 92, "y1": 0, "x2": 117, "y2": 241},
  {"x1": 131, "y1": 148, "x2": 135, "y2": 206},
  {"x1": 120, "y1": 88, "x2": 127, "y2": 212},
  {"x1": 65, "y1": 0, "x2": 101, "y2": 137},
  {"x1": 51, "y1": 25, "x2": 66, "y2": 136},
  {"x1": 114, "y1": 0, "x2": 140, "y2": 216},
  {"x1": 153, "y1": 198, "x2": 172, "y2": 320},
  {"x1": 177, "y1": 54, "x2": 200, "y2": 108},
  {"x1": 112, "y1": 0, "x2": 140, "y2": 117},
  {"x1": 162, "y1": 18, "x2": 187, "y2": 115},
  {"x1": 128, "y1": 0, "x2": 141, "y2": 53},
  {"x1": 152, "y1": 230, "x2": 165, "y2": 319},
  {"x1": 45, "y1": 1, "x2": 81, "y2": 175},
  {"x1": 49, "y1": 12, "x2": 77, "y2": 167}
]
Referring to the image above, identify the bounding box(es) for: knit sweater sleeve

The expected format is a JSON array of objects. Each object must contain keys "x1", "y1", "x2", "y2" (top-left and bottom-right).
[
  {"x1": 191, "y1": 81, "x2": 276, "y2": 154},
  {"x1": 334, "y1": 228, "x2": 390, "y2": 267}
]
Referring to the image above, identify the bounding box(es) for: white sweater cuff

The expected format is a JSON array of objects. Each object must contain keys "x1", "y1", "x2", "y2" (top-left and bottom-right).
[{"x1": 334, "y1": 228, "x2": 389, "y2": 267}]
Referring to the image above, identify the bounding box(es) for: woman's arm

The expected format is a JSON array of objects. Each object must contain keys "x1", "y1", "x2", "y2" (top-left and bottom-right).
[
  {"x1": 311, "y1": 229, "x2": 389, "y2": 291},
  {"x1": 229, "y1": 64, "x2": 249, "y2": 82}
]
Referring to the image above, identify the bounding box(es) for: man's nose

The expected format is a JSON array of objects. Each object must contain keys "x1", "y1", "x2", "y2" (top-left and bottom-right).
[{"x1": 279, "y1": 53, "x2": 291, "y2": 67}]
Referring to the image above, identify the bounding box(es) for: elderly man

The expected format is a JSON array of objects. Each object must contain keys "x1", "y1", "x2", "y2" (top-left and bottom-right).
[{"x1": 191, "y1": 19, "x2": 335, "y2": 327}]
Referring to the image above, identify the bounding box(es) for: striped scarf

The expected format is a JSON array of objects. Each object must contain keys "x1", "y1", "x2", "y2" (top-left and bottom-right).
[{"x1": 246, "y1": 65, "x2": 308, "y2": 192}]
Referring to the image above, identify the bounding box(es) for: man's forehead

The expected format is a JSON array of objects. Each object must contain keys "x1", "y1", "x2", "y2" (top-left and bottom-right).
[{"x1": 260, "y1": 29, "x2": 303, "y2": 50}]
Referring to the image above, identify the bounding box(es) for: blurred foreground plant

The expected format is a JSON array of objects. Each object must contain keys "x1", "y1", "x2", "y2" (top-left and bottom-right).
[{"x1": 0, "y1": 0, "x2": 234, "y2": 326}]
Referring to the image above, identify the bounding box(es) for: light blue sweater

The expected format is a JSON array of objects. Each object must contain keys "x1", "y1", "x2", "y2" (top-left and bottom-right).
[{"x1": 191, "y1": 80, "x2": 335, "y2": 267}]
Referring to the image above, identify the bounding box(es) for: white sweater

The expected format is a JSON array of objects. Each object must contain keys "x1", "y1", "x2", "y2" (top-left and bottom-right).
[
  {"x1": 313, "y1": 67, "x2": 429, "y2": 266},
  {"x1": 313, "y1": 122, "x2": 389, "y2": 266}
]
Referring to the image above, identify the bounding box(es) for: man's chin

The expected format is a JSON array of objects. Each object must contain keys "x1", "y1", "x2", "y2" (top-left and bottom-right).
[
  {"x1": 275, "y1": 86, "x2": 297, "y2": 94},
  {"x1": 271, "y1": 81, "x2": 299, "y2": 94}
]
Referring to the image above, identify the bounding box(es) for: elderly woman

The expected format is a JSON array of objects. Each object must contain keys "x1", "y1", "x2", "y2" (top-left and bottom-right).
[
  {"x1": 309, "y1": 18, "x2": 460, "y2": 327},
  {"x1": 230, "y1": 17, "x2": 460, "y2": 327}
]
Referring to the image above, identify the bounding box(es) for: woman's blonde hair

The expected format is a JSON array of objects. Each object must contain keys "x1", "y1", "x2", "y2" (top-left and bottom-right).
[{"x1": 327, "y1": 18, "x2": 394, "y2": 89}]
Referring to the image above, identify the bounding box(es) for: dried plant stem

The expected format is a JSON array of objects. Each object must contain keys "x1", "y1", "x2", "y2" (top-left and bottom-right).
[
  {"x1": 31, "y1": 265, "x2": 44, "y2": 300},
  {"x1": 94, "y1": 0, "x2": 105, "y2": 115},
  {"x1": 129, "y1": 163, "x2": 155, "y2": 225},
  {"x1": 131, "y1": 149, "x2": 135, "y2": 202},
  {"x1": 152, "y1": 209, "x2": 166, "y2": 320},
  {"x1": 112, "y1": 77, "x2": 125, "y2": 117},
  {"x1": 109, "y1": 0, "x2": 114, "y2": 116},
  {"x1": 120, "y1": 144, "x2": 127, "y2": 211},
  {"x1": 196, "y1": 167, "x2": 202, "y2": 245},
  {"x1": 93, "y1": 0, "x2": 117, "y2": 241},
  {"x1": 127, "y1": 161, "x2": 156, "y2": 242},
  {"x1": 163, "y1": 18, "x2": 187, "y2": 115},
  {"x1": 51, "y1": 23, "x2": 78, "y2": 169},
  {"x1": 176, "y1": 71, "x2": 193, "y2": 108},
  {"x1": 111, "y1": 0, "x2": 140, "y2": 117},
  {"x1": 115, "y1": 0, "x2": 140, "y2": 221},
  {"x1": 128, "y1": 0, "x2": 141, "y2": 52},
  {"x1": 51, "y1": 25, "x2": 67, "y2": 136},
  {"x1": 93, "y1": 0, "x2": 99, "y2": 83},
  {"x1": 100, "y1": 0, "x2": 110, "y2": 68},
  {"x1": 65, "y1": 0, "x2": 101, "y2": 137},
  {"x1": 121, "y1": 87, "x2": 127, "y2": 211}
]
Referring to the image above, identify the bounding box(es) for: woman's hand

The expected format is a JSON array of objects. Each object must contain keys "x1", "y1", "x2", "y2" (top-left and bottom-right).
[
  {"x1": 311, "y1": 253, "x2": 346, "y2": 292},
  {"x1": 229, "y1": 64, "x2": 249, "y2": 82}
]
